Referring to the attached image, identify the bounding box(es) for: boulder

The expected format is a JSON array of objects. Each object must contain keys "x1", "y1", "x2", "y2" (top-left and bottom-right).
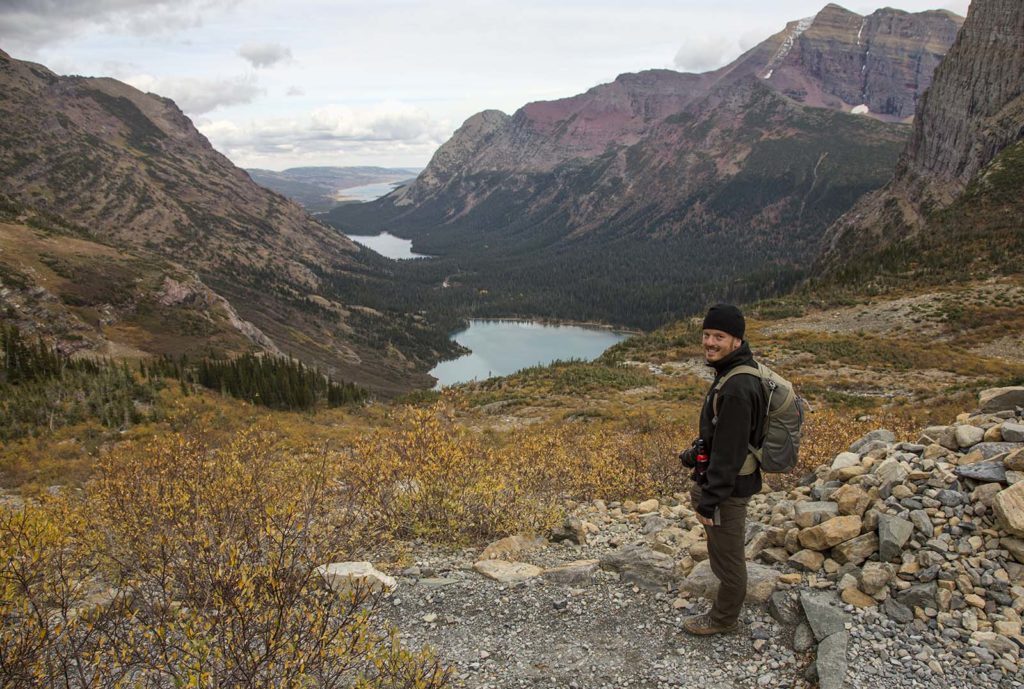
[
  {"x1": 599, "y1": 545, "x2": 676, "y2": 589},
  {"x1": 992, "y1": 482, "x2": 1024, "y2": 537},
  {"x1": 800, "y1": 590, "x2": 850, "y2": 641},
  {"x1": 979, "y1": 386, "x2": 1024, "y2": 413},
  {"x1": 768, "y1": 590, "x2": 802, "y2": 626},
  {"x1": 816, "y1": 631, "x2": 850, "y2": 689},
  {"x1": 794, "y1": 501, "x2": 840, "y2": 528},
  {"x1": 897, "y1": 581, "x2": 937, "y2": 609},
  {"x1": 920, "y1": 426, "x2": 958, "y2": 451},
  {"x1": 789, "y1": 549, "x2": 825, "y2": 571},
  {"x1": 954, "y1": 425, "x2": 985, "y2": 449},
  {"x1": 542, "y1": 559, "x2": 599, "y2": 585},
  {"x1": 317, "y1": 561, "x2": 397, "y2": 596},
  {"x1": 550, "y1": 517, "x2": 588, "y2": 544},
  {"x1": 859, "y1": 562, "x2": 892, "y2": 595},
  {"x1": 831, "y1": 532, "x2": 879, "y2": 566},
  {"x1": 878, "y1": 514, "x2": 914, "y2": 562},
  {"x1": 1002, "y1": 537, "x2": 1024, "y2": 564},
  {"x1": 972, "y1": 442, "x2": 1024, "y2": 460},
  {"x1": 874, "y1": 458, "x2": 908, "y2": 485},
  {"x1": 1007, "y1": 448, "x2": 1024, "y2": 472},
  {"x1": 636, "y1": 498, "x2": 660, "y2": 513},
  {"x1": 830, "y1": 452, "x2": 862, "y2": 471},
  {"x1": 954, "y1": 460, "x2": 1007, "y2": 484},
  {"x1": 798, "y1": 516, "x2": 863, "y2": 552},
  {"x1": 473, "y1": 560, "x2": 543, "y2": 583},
  {"x1": 682, "y1": 560, "x2": 780, "y2": 604},
  {"x1": 793, "y1": 621, "x2": 815, "y2": 652},
  {"x1": 832, "y1": 484, "x2": 872, "y2": 517},
  {"x1": 1001, "y1": 423, "x2": 1024, "y2": 443},
  {"x1": 481, "y1": 534, "x2": 546, "y2": 560},
  {"x1": 688, "y1": 541, "x2": 709, "y2": 562},
  {"x1": 841, "y1": 587, "x2": 877, "y2": 608},
  {"x1": 850, "y1": 430, "x2": 895, "y2": 454},
  {"x1": 909, "y1": 509, "x2": 934, "y2": 536}
]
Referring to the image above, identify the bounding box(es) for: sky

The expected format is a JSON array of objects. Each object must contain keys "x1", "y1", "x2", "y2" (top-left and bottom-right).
[{"x1": 0, "y1": 0, "x2": 971, "y2": 170}]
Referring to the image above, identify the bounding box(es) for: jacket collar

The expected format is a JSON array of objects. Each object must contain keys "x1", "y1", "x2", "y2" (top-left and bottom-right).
[{"x1": 708, "y1": 340, "x2": 755, "y2": 375}]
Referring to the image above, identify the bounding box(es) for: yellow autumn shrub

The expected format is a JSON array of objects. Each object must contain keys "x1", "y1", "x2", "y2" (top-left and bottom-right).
[{"x1": 1, "y1": 425, "x2": 450, "y2": 688}]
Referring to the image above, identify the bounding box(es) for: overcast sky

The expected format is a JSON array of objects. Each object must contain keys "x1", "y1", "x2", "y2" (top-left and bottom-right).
[{"x1": 0, "y1": 0, "x2": 970, "y2": 170}]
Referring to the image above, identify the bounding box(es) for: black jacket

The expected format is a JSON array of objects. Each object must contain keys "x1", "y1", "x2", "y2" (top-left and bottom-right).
[{"x1": 690, "y1": 341, "x2": 765, "y2": 518}]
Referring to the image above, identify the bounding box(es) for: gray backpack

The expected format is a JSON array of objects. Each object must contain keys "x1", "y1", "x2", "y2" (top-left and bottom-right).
[{"x1": 712, "y1": 363, "x2": 805, "y2": 474}]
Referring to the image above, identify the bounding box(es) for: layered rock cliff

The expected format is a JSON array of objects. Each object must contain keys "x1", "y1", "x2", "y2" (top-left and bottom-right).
[{"x1": 820, "y1": 0, "x2": 1024, "y2": 270}]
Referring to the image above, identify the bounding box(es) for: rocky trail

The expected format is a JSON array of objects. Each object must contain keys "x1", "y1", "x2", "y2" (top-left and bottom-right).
[{"x1": 332, "y1": 386, "x2": 1024, "y2": 688}]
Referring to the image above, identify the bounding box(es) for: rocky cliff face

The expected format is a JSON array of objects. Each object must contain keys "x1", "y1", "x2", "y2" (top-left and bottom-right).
[
  {"x1": 752, "y1": 4, "x2": 961, "y2": 120},
  {"x1": 0, "y1": 49, "x2": 453, "y2": 392},
  {"x1": 820, "y1": 0, "x2": 1024, "y2": 268}
]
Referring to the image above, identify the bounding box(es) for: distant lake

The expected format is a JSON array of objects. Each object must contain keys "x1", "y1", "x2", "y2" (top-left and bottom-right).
[
  {"x1": 429, "y1": 320, "x2": 630, "y2": 388},
  {"x1": 336, "y1": 181, "x2": 403, "y2": 202},
  {"x1": 347, "y1": 232, "x2": 431, "y2": 260}
]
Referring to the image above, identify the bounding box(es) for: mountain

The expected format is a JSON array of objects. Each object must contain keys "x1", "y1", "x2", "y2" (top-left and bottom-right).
[
  {"x1": 819, "y1": 0, "x2": 1024, "y2": 283},
  {"x1": 246, "y1": 166, "x2": 420, "y2": 213},
  {"x1": 0, "y1": 49, "x2": 457, "y2": 393},
  {"x1": 328, "y1": 4, "x2": 962, "y2": 329}
]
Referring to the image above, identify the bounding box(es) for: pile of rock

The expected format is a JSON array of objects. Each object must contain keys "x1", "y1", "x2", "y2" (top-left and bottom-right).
[{"x1": 745, "y1": 386, "x2": 1024, "y2": 681}]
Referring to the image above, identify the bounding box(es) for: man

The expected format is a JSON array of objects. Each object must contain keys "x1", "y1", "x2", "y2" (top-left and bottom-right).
[{"x1": 678, "y1": 303, "x2": 765, "y2": 635}]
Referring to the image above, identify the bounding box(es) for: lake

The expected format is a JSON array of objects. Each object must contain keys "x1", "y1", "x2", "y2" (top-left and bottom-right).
[
  {"x1": 336, "y1": 181, "x2": 403, "y2": 202},
  {"x1": 347, "y1": 231, "x2": 431, "y2": 260},
  {"x1": 429, "y1": 320, "x2": 630, "y2": 388}
]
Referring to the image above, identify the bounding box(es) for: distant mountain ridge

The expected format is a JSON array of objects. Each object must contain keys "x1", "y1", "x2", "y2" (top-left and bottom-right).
[
  {"x1": 328, "y1": 4, "x2": 962, "y2": 328},
  {"x1": 0, "y1": 48, "x2": 456, "y2": 393},
  {"x1": 247, "y1": 166, "x2": 420, "y2": 212}
]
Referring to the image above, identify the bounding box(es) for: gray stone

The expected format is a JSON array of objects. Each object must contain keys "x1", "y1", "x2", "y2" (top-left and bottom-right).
[
  {"x1": 897, "y1": 581, "x2": 937, "y2": 609},
  {"x1": 971, "y1": 442, "x2": 1024, "y2": 460},
  {"x1": 768, "y1": 591, "x2": 802, "y2": 626},
  {"x1": 816, "y1": 631, "x2": 849, "y2": 689},
  {"x1": 682, "y1": 560, "x2": 780, "y2": 604},
  {"x1": 875, "y1": 458, "x2": 909, "y2": 485},
  {"x1": 883, "y1": 597, "x2": 914, "y2": 623},
  {"x1": 979, "y1": 386, "x2": 1024, "y2": 413},
  {"x1": 830, "y1": 452, "x2": 862, "y2": 471},
  {"x1": 935, "y1": 489, "x2": 965, "y2": 506},
  {"x1": 800, "y1": 590, "x2": 850, "y2": 641},
  {"x1": 599, "y1": 545, "x2": 676, "y2": 589},
  {"x1": 850, "y1": 429, "x2": 896, "y2": 454},
  {"x1": 955, "y1": 460, "x2": 1007, "y2": 484},
  {"x1": 955, "y1": 425, "x2": 985, "y2": 449},
  {"x1": 794, "y1": 501, "x2": 839, "y2": 528},
  {"x1": 1001, "y1": 423, "x2": 1024, "y2": 443},
  {"x1": 793, "y1": 621, "x2": 815, "y2": 652},
  {"x1": 878, "y1": 514, "x2": 914, "y2": 562},
  {"x1": 551, "y1": 516, "x2": 588, "y2": 544},
  {"x1": 910, "y1": 509, "x2": 934, "y2": 536}
]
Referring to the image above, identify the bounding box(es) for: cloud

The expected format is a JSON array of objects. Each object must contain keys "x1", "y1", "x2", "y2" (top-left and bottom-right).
[
  {"x1": 238, "y1": 42, "x2": 291, "y2": 69},
  {"x1": 286, "y1": 85, "x2": 305, "y2": 97},
  {"x1": 0, "y1": 0, "x2": 240, "y2": 50},
  {"x1": 126, "y1": 73, "x2": 263, "y2": 114},
  {"x1": 673, "y1": 35, "x2": 735, "y2": 73},
  {"x1": 197, "y1": 102, "x2": 453, "y2": 166}
]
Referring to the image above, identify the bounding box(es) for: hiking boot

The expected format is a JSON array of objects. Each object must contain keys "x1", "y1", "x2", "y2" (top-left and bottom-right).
[{"x1": 681, "y1": 612, "x2": 738, "y2": 636}]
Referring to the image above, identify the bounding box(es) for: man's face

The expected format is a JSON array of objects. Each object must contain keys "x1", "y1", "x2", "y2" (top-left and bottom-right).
[{"x1": 702, "y1": 329, "x2": 742, "y2": 363}]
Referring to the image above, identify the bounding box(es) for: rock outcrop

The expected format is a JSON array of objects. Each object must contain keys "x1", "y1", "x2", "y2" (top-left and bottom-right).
[{"x1": 820, "y1": 0, "x2": 1024, "y2": 269}]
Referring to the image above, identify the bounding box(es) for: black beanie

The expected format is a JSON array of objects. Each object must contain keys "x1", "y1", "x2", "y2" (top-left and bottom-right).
[{"x1": 702, "y1": 303, "x2": 745, "y2": 339}]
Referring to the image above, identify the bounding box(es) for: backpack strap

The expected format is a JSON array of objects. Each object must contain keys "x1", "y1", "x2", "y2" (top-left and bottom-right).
[{"x1": 711, "y1": 364, "x2": 763, "y2": 476}]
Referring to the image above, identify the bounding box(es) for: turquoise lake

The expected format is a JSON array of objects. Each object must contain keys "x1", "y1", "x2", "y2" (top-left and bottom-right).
[
  {"x1": 347, "y1": 231, "x2": 431, "y2": 260},
  {"x1": 429, "y1": 320, "x2": 630, "y2": 388}
]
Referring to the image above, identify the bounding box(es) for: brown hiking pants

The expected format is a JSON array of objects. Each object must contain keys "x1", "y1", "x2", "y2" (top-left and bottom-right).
[{"x1": 692, "y1": 486, "x2": 750, "y2": 626}]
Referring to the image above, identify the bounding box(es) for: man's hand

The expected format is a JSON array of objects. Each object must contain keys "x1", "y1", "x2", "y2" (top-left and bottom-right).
[{"x1": 696, "y1": 513, "x2": 714, "y2": 526}]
